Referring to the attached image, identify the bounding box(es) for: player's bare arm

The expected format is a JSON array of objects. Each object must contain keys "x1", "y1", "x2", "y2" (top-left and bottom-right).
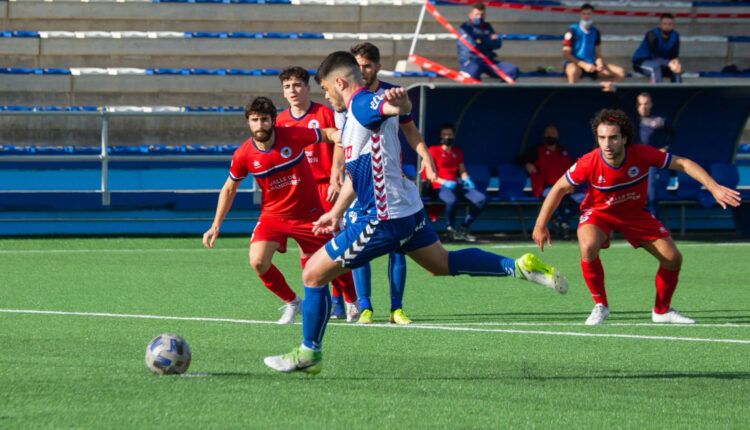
[
  {"x1": 380, "y1": 88, "x2": 412, "y2": 117},
  {"x1": 312, "y1": 177, "x2": 357, "y2": 236},
  {"x1": 328, "y1": 144, "x2": 345, "y2": 199},
  {"x1": 203, "y1": 177, "x2": 241, "y2": 248},
  {"x1": 669, "y1": 156, "x2": 742, "y2": 209},
  {"x1": 532, "y1": 175, "x2": 576, "y2": 251},
  {"x1": 320, "y1": 127, "x2": 341, "y2": 144},
  {"x1": 400, "y1": 121, "x2": 438, "y2": 182}
]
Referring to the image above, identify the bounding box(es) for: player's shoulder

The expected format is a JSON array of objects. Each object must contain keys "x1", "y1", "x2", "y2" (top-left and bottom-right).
[
  {"x1": 575, "y1": 148, "x2": 600, "y2": 166},
  {"x1": 378, "y1": 80, "x2": 400, "y2": 91},
  {"x1": 276, "y1": 107, "x2": 291, "y2": 121},
  {"x1": 350, "y1": 88, "x2": 383, "y2": 116},
  {"x1": 233, "y1": 137, "x2": 256, "y2": 158}
]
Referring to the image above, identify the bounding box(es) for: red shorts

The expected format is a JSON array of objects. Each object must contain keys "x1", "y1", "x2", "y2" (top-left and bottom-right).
[
  {"x1": 250, "y1": 216, "x2": 328, "y2": 254},
  {"x1": 317, "y1": 182, "x2": 334, "y2": 212},
  {"x1": 578, "y1": 209, "x2": 670, "y2": 248}
]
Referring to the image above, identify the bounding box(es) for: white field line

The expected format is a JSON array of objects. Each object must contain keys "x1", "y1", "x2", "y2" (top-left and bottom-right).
[
  {"x1": 424, "y1": 321, "x2": 750, "y2": 328},
  {"x1": 1, "y1": 308, "x2": 749, "y2": 345},
  {"x1": 1, "y1": 242, "x2": 749, "y2": 254}
]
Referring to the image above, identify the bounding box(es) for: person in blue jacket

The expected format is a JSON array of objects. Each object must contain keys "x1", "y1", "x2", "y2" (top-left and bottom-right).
[
  {"x1": 457, "y1": 3, "x2": 519, "y2": 81},
  {"x1": 562, "y1": 3, "x2": 625, "y2": 90},
  {"x1": 632, "y1": 13, "x2": 683, "y2": 83}
]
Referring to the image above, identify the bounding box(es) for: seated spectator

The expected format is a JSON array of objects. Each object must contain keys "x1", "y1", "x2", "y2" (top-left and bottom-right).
[
  {"x1": 518, "y1": 125, "x2": 581, "y2": 238},
  {"x1": 636, "y1": 92, "x2": 674, "y2": 215},
  {"x1": 633, "y1": 13, "x2": 683, "y2": 83},
  {"x1": 425, "y1": 123, "x2": 487, "y2": 242},
  {"x1": 457, "y1": 3, "x2": 519, "y2": 81},
  {"x1": 562, "y1": 3, "x2": 626, "y2": 90}
]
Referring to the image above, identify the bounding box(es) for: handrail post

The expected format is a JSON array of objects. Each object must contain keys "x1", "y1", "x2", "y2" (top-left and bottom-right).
[{"x1": 100, "y1": 112, "x2": 110, "y2": 206}]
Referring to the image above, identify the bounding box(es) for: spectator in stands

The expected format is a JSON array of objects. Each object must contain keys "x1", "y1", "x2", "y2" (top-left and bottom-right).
[
  {"x1": 427, "y1": 123, "x2": 487, "y2": 242},
  {"x1": 457, "y1": 3, "x2": 519, "y2": 81},
  {"x1": 636, "y1": 92, "x2": 673, "y2": 215},
  {"x1": 519, "y1": 124, "x2": 580, "y2": 238},
  {"x1": 562, "y1": 3, "x2": 626, "y2": 90},
  {"x1": 632, "y1": 13, "x2": 683, "y2": 83}
]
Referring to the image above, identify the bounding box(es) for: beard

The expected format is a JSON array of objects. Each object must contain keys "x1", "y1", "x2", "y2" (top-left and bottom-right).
[{"x1": 253, "y1": 127, "x2": 273, "y2": 143}]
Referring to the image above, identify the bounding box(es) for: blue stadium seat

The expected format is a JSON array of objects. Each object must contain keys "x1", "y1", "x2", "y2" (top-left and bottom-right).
[
  {"x1": 465, "y1": 164, "x2": 491, "y2": 193},
  {"x1": 699, "y1": 163, "x2": 741, "y2": 207},
  {"x1": 676, "y1": 171, "x2": 703, "y2": 201},
  {"x1": 497, "y1": 163, "x2": 539, "y2": 202},
  {"x1": 401, "y1": 164, "x2": 417, "y2": 180}
]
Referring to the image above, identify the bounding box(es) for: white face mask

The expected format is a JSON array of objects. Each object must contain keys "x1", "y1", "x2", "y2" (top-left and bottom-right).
[{"x1": 580, "y1": 19, "x2": 593, "y2": 30}]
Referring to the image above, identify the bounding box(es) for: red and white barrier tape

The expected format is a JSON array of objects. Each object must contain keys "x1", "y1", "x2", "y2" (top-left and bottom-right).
[
  {"x1": 436, "y1": 0, "x2": 750, "y2": 19},
  {"x1": 425, "y1": 1, "x2": 515, "y2": 83},
  {"x1": 408, "y1": 54, "x2": 481, "y2": 83}
]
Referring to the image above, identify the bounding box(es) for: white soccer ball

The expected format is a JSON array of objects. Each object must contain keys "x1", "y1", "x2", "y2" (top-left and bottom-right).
[{"x1": 145, "y1": 333, "x2": 191, "y2": 375}]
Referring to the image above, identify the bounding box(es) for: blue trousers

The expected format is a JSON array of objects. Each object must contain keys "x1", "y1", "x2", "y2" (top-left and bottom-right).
[
  {"x1": 461, "y1": 59, "x2": 519, "y2": 81},
  {"x1": 438, "y1": 186, "x2": 487, "y2": 229},
  {"x1": 634, "y1": 59, "x2": 682, "y2": 83}
]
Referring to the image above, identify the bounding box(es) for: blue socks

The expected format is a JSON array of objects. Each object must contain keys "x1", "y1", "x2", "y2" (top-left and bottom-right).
[
  {"x1": 302, "y1": 286, "x2": 331, "y2": 351},
  {"x1": 353, "y1": 264, "x2": 372, "y2": 310},
  {"x1": 389, "y1": 252, "x2": 407, "y2": 311},
  {"x1": 448, "y1": 248, "x2": 516, "y2": 277}
]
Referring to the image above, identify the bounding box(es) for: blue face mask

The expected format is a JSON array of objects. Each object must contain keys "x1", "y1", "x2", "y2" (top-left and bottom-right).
[{"x1": 472, "y1": 16, "x2": 484, "y2": 26}]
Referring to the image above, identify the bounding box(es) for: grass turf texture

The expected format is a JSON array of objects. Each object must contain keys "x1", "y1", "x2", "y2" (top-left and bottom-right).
[{"x1": 1, "y1": 237, "x2": 749, "y2": 428}]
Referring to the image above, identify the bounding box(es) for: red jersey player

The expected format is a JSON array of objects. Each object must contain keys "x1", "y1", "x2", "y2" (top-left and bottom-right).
[
  {"x1": 275, "y1": 66, "x2": 359, "y2": 320},
  {"x1": 202, "y1": 97, "x2": 359, "y2": 324},
  {"x1": 533, "y1": 109, "x2": 740, "y2": 325}
]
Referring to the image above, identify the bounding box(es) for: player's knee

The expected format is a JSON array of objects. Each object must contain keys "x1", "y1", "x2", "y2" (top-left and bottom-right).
[
  {"x1": 249, "y1": 256, "x2": 271, "y2": 275},
  {"x1": 664, "y1": 249, "x2": 683, "y2": 270},
  {"x1": 578, "y1": 240, "x2": 600, "y2": 261},
  {"x1": 301, "y1": 265, "x2": 324, "y2": 287}
]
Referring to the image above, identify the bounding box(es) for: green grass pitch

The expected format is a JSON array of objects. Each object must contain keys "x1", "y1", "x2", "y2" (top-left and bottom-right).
[{"x1": 1, "y1": 237, "x2": 749, "y2": 428}]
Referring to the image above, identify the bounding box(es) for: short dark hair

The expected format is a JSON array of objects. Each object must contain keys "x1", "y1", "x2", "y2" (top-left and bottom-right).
[
  {"x1": 660, "y1": 13, "x2": 675, "y2": 21},
  {"x1": 591, "y1": 109, "x2": 634, "y2": 146},
  {"x1": 350, "y1": 42, "x2": 381, "y2": 64},
  {"x1": 637, "y1": 92, "x2": 652, "y2": 101},
  {"x1": 581, "y1": 3, "x2": 594, "y2": 11},
  {"x1": 472, "y1": 3, "x2": 485, "y2": 11},
  {"x1": 315, "y1": 51, "x2": 360, "y2": 83},
  {"x1": 440, "y1": 123, "x2": 455, "y2": 133},
  {"x1": 244, "y1": 96, "x2": 277, "y2": 121},
  {"x1": 279, "y1": 66, "x2": 310, "y2": 85}
]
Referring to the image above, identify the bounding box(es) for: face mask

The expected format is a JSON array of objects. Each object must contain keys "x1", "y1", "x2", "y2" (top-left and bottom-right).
[
  {"x1": 580, "y1": 19, "x2": 593, "y2": 30},
  {"x1": 472, "y1": 17, "x2": 484, "y2": 26},
  {"x1": 441, "y1": 137, "x2": 455, "y2": 146},
  {"x1": 543, "y1": 136, "x2": 559, "y2": 146}
]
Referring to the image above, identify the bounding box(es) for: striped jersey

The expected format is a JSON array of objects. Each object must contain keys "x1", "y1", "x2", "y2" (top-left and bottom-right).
[
  {"x1": 341, "y1": 87, "x2": 422, "y2": 221},
  {"x1": 229, "y1": 126, "x2": 324, "y2": 220},
  {"x1": 565, "y1": 144, "x2": 672, "y2": 213}
]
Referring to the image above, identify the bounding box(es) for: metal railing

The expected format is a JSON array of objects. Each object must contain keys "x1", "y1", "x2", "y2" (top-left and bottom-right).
[{"x1": 0, "y1": 109, "x2": 244, "y2": 206}]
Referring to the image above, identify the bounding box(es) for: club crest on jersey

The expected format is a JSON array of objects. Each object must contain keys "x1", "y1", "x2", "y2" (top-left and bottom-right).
[
  {"x1": 370, "y1": 95, "x2": 384, "y2": 110},
  {"x1": 628, "y1": 166, "x2": 640, "y2": 178},
  {"x1": 253, "y1": 160, "x2": 261, "y2": 168},
  {"x1": 280, "y1": 146, "x2": 293, "y2": 159},
  {"x1": 308, "y1": 119, "x2": 320, "y2": 129}
]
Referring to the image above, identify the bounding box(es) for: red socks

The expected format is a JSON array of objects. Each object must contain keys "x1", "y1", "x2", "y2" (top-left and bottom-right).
[
  {"x1": 581, "y1": 258, "x2": 608, "y2": 307},
  {"x1": 654, "y1": 266, "x2": 680, "y2": 314},
  {"x1": 331, "y1": 273, "x2": 358, "y2": 303},
  {"x1": 258, "y1": 264, "x2": 296, "y2": 303}
]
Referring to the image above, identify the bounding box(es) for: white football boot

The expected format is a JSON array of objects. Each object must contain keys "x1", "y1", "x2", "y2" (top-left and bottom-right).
[
  {"x1": 345, "y1": 300, "x2": 360, "y2": 323},
  {"x1": 277, "y1": 297, "x2": 301, "y2": 325},
  {"x1": 585, "y1": 304, "x2": 610, "y2": 325},
  {"x1": 652, "y1": 308, "x2": 695, "y2": 324}
]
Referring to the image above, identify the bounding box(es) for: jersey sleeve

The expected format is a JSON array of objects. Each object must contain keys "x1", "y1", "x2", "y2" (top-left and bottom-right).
[
  {"x1": 352, "y1": 93, "x2": 389, "y2": 131},
  {"x1": 318, "y1": 104, "x2": 337, "y2": 128},
  {"x1": 638, "y1": 144, "x2": 672, "y2": 169},
  {"x1": 565, "y1": 156, "x2": 591, "y2": 186},
  {"x1": 595, "y1": 30, "x2": 601, "y2": 46},
  {"x1": 563, "y1": 30, "x2": 575, "y2": 47},
  {"x1": 229, "y1": 148, "x2": 248, "y2": 181},
  {"x1": 286, "y1": 126, "x2": 322, "y2": 151},
  {"x1": 456, "y1": 147, "x2": 465, "y2": 165}
]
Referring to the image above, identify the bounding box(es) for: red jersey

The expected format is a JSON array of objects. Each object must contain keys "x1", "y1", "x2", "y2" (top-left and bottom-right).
[
  {"x1": 427, "y1": 145, "x2": 464, "y2": 190},
  {"x1": 229, "y1": 126, "x2": 324, "y2": 220},
  {"x1": 530, "y1": 144, "x2": 573, "y2": 197},
  {"x1": 565, "y1": 144, "x2": 671, "y2": 214},
  {"x1": 276, "y1": 102, "x2": 336, "y2": 184}
]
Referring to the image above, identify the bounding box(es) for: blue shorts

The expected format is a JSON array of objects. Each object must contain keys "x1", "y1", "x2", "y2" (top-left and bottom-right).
[{"x1": 325, "y1": 209, "x2": 439, "y2": 269}]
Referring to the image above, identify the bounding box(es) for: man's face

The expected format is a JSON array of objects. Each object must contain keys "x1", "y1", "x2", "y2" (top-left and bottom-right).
[
  {"x1": 355, "y1": 55, "x2": 380, "y2": 89},
  {"x1": 247, "y1": 113, "x2": 274, "y2": 143},
  {"x1": 660, "y1": 18, "x2": 675, "y2": 33},
  {"x1": 543, "y1": 126, "x2": 559, "y2": 140},
  {"x1": 580, "y1": 8, "x2": 593, "y2": 21},
  {"x1": 320, "y1": 76, "x2": 346, "y2": 113},
  {"x1": 281, "y1": 77, "x2": 310, "y2": 108},
  {"x1": 469, "y1": 8, "x2": 485, "y2": 22},
  {"x1": 636, "y1": 95, "x2": 652, "y2": 118},
  {"x1": 596, "y1": 123, "x2": 626, "y2": 162},
  {"x1": 440, "y1": 128, "x2": 455, "y2": 142}
]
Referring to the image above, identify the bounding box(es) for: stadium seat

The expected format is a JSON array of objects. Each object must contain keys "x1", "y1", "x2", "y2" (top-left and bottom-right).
[
  {"x1": 699, "y1": 163, "x2": 741, "y2": 206},
  {"x1": 497, "y1": 163, "x2": 538, "y2": 202},
  {"x1": 465, "y1": 164, "x2": 490, "y2": 193},
  {"x1": 401, "y1": 163, "x2": 417, "y2": 180},
  {"x1": 676, "y1": 171, "x2": 703, "y2": 201}
]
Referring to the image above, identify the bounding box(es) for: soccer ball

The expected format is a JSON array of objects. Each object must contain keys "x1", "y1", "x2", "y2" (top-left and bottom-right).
[{"x1": 145, "y1": 333, "x2": 191, "y2": 375}]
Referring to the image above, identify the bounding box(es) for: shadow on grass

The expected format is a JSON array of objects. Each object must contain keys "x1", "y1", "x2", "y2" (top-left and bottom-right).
[{"x1": 193, "y1": 370, "x2": 750, "y2": 381}]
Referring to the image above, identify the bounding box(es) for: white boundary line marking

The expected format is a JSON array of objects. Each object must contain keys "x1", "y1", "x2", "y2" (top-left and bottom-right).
[
  {"x1": 2, "y1": 308, "x2": 749, "y2": 345},
  {"x1": 424, "y1": 321, "x2": 750, "y2": 328}
]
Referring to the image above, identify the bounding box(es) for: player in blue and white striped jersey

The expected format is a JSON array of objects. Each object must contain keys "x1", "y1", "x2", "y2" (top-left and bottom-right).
[{"x1": 264, "y1": 51, "x2": 569, "y2": 375}]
